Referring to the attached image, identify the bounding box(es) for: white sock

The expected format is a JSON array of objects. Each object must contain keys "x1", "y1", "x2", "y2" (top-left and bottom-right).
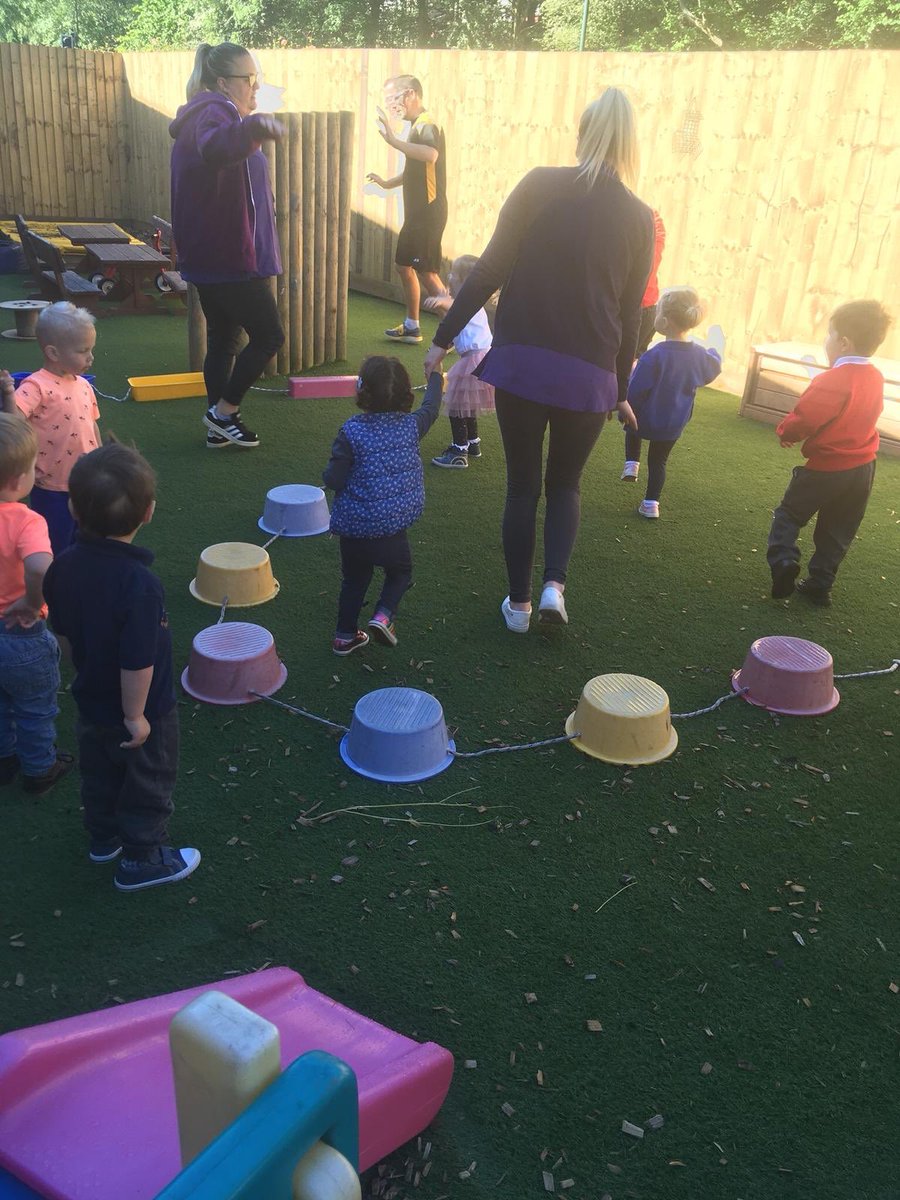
[
  {"x1": 468, "y1": 437, "x2": 481, "y2": 446},
  {"x1": 404, "y1": 317, "x2": 419, "y2": 331}
]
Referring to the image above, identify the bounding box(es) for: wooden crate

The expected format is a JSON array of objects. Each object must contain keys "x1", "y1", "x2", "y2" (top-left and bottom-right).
[{"x1": 740, "y1": 343, "x2": 900, "y2": 458}]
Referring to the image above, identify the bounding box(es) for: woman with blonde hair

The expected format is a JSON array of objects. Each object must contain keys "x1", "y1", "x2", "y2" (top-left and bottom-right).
[
  {"x1": 170, "y1": 42, "x2": 284, "y2": 450},
  {"x1": 424, "y1": 87, "x2": 653, "y2": 631}
]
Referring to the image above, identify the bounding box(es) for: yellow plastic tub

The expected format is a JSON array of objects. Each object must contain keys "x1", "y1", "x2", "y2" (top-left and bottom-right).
[
  {"x1": 189, "y1": 543, "x2": 280, "y2": 608},
  {"x1": 128, "y1": 372, "x2": 207, "y2": 402},
  {"x1": 565, "y1": 673, "x2": 678, "y2": 766}
]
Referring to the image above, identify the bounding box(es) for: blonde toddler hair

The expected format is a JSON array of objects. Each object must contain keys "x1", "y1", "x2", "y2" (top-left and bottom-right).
[
  {"x1": 36, "y1": 301, "x2": 96, "y2": 349},
  {"x1": 657, "y1": 287, "x2": 706, "y2": 333},
  {"x1": 0, "y1": 412, "x2": 38, "y2": 490}
]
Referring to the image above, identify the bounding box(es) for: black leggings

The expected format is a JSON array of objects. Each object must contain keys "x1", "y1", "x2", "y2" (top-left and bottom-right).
[
  {"x1": 196, "y1": 279, "x2": 285, "y2": 409},
  {"x1": 624, "y1": 431, "x2": 677, "y2": 502},
  {"x1": 495, "y1": 389, "x2": 606, "y2": 603},
  {"x1": 336, "y1": 531, "x2": 413, "y2": 637},
  {"x1": 450, "y1": 416, "x2": 479, "y2": 446}
]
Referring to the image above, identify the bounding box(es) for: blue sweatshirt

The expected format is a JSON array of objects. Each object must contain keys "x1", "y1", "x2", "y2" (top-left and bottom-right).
[{"x1": 626, "y1": 341, "x2": 722, "y2": 440}]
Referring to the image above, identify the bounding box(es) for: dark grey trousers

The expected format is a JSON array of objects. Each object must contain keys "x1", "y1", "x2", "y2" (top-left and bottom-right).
[
  {"x1": 77, "y1": 707, "x2": 179, "y2": 859},
  {"x1": 766, "y1": 461, "x2": 875, "y2": 591}
]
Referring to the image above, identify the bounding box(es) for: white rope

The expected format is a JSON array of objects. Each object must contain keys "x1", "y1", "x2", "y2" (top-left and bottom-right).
[
  {"x1": 250, "y1": 691, "x2": 350, "y2": 732},
  {"x1": 249, "y1": 384, "x2": 287, "y2": 393},
  {"x1": 671, "y1": 688, "x2": 748, "y2": 720},
  {"x1": 216, "y1": 596, "x2": 228, "y2": 624},
  {"x1": 260, "y1": 527, "x2": 285, "y2": 551},
  {"x1": 92, "y1": 385, "x2": 131, "y2": 403},
  {"x1": 834, "y1": 658, "x2": 900, "y2": 680},
  {"x1": 452, "y1": 733, "x2": 578, "y2": 757}
]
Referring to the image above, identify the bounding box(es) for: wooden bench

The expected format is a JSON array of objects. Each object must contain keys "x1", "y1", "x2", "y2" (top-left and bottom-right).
[
  {"x1": 22, "y1": 228, "x2": 103, "y2": 308},
  {"x1": 13, "y1": 214, "x2": 42, "y2": 279},
  {"x1": 740, "y1": 342, "x2": 900, "y2": 458},
  {"x1": 151, "y1": 215, "x2": 188, "y2": 297}
]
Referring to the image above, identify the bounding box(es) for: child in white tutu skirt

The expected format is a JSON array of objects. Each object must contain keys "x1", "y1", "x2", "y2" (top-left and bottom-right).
[{"x1": 423, "y1": 254, "x2": 494, "y2": 469}]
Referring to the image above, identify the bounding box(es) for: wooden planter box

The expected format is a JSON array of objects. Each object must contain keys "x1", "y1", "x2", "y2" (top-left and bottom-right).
[{"x1": 740, "y1": 343, "x2": 900, "y2": 457}]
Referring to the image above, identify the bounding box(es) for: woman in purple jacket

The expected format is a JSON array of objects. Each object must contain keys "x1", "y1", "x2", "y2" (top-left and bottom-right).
[{"x1": 170, "y1": 43, "x2": 284, "y2": 449}]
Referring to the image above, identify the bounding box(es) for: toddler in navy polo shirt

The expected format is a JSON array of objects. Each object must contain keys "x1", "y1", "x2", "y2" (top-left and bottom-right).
[{"x1": 43, "y1": 443, "x2": 200, "y2": 893}]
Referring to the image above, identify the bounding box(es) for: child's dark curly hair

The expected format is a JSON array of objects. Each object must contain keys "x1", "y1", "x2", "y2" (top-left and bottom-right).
[{"x1": 356, "y1": 356, "x2": 415, "y2": 413}]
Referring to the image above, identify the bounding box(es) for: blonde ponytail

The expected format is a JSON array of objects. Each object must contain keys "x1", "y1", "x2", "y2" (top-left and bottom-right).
[
  {"x1": 657, "y1": 287, "x2": 706, "y2": 333},
  {"x1": 186, "y1": 43, "x2": 213, "y2": 101},
  {"x1": 185, "y1": 41, "x2": 248, "y2": 102}
]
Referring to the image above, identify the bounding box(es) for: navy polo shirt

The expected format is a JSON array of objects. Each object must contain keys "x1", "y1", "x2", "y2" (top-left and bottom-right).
[{"x1": 44, "y1": 534, "x2": 176, "y2": 726}]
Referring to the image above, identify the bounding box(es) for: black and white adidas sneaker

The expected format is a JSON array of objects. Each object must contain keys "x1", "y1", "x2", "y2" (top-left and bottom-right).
[{"x1": 203, "y1": 407, "x2": 260, "y2": 448}]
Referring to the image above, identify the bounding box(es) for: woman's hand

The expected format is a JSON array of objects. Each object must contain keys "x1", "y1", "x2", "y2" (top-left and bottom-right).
[
  {"x1": 423, "y1": 343, "x2": 448, "y2": 379},
  {"x1": 252, "y1": 114, "x2": 283, "y2": 141},
  {"x1": 366, "y1": 172, "x2": 388, "y2": 188},
  {"x1": 614, "y1": 400, "x2": 638, "y2": 429}
]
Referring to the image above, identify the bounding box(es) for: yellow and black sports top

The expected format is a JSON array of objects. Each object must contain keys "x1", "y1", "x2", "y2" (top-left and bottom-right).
[{"x1": 402, "y1": 111, "x2": 447, "y2": 219}]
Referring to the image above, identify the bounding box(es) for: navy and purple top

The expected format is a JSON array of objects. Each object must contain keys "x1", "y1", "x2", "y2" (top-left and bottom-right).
[{"x1": 434, "y1": 165, "x2": 653, "y2": 412}]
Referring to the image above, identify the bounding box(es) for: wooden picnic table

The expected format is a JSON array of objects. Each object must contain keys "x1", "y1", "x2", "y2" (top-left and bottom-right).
[
  {"x1": 58, "y1": 222, "x2": 131, "y2": 246},
  {"x1": 84, "y1": 242, "x2": 172, "y2": 312}
]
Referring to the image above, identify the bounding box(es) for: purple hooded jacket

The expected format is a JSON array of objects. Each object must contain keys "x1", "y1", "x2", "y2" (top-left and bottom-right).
[{"x1": 169, "y1": 92, "x2": 282, "y2": 284}]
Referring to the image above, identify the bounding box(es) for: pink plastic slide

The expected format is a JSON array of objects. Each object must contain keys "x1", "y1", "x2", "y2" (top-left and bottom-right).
[{"x1": 0, "y1": 968, "x2": 453, "y2": 1200}]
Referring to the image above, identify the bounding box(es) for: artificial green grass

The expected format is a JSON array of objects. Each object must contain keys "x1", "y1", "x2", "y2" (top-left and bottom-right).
[{"x1": 1, "y1": 273, "x2": 898, "y2": 1200}]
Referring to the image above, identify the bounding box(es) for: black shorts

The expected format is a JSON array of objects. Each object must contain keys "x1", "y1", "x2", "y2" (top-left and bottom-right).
[{"x1": 395, "y1": 202, "x2": 448, "y2": 273}]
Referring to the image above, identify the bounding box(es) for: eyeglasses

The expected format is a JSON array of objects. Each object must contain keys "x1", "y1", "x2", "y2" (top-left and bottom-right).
[
  {"x1": 225, "y1": 73, "x2": 259, "y2": 87},
  {"x1": 383, "y1": 90, "x2": 410, "y2": 104}
]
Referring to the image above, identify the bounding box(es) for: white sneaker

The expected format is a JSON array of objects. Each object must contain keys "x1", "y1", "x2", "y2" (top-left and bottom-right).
[
  {"x1": 538, "y1": 585, "x2": 568, "y2": 625},
  {"x1": 638, "y1": 500, "x2": 660, "y2": 519},
  {"x1": 621, "y1": 461, "x2": 640, "y2": 481},
  {"x1": 501, "y1": 596, "x2": 530, "y2": 633}
]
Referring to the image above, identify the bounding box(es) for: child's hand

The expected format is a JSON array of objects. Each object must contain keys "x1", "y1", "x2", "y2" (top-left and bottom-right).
[
  {"x1": 779, "y1": 437, "x2": 796, "y2": 448},
  {"x1": 0, "y1": 369, "x2": 15, "y2": 402},
  {"x1": 614, "y1": 400, "x2": 638, "y2": 430},
  {"x1": 2, "y1": 596, "x2": 42, "y2": 629},
  {"x1": 423, "y1": 343, "x2": 448, "y2": 378},
  {"x1": 121, "y1": 715, "x2": 151, "y2": 749},
  {"x1": 422, "y1": 295, "x2": 451, "y2": 314}
]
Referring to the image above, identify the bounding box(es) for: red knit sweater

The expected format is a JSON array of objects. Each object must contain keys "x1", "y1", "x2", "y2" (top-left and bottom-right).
[{"x1": 776, "y1": 362, "x2": 883, "y2": 471}]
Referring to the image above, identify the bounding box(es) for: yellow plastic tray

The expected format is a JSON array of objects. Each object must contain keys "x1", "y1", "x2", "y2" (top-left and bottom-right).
[{"x1": 128, "y1": 372, "x2": 206, "y2": 402}]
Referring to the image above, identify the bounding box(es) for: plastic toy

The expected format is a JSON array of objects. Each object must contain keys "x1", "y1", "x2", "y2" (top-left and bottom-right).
[
  {"x1": 566, "y1": 674, "x2": 678, "y2": 765},
  {"x1": 288, "y1": 376, "x2": 357, "y2": 400},
  {"x1": 127, "y1": 373, "x2": 206, "y2": 402},
  {"x1": 0, "y1": 967, "x2": 452, "y2": 1199}
]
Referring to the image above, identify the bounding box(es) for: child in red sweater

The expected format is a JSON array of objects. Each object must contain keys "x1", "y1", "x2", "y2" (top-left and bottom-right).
[{"x1": 768, "y1": 300, "x2": 892, "y2": 606}]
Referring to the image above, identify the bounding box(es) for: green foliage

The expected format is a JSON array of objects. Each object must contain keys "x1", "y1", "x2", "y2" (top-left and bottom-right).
[
  {"x1": 836, "y1": 0, "x2": 900, "y2": 45},
  {"x1": 2, "y1": 0, "x2": 897, "y2": 50},
  {"x1": 538, "y1": 0, "x2": 900, "y2": 49},
  {"x1": 1, "y1": 0, "x2": 134, "y2": 48}
]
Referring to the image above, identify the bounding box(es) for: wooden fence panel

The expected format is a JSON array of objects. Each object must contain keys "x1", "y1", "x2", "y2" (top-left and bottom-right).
[{"x1": 1, "y1": 44, "x2": 898, "y2": 382}]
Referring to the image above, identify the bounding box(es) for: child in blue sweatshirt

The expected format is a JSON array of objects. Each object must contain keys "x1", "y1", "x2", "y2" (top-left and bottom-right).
[{"x1": 621, "y1": 287, "x2": 721, "y2": 518}]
